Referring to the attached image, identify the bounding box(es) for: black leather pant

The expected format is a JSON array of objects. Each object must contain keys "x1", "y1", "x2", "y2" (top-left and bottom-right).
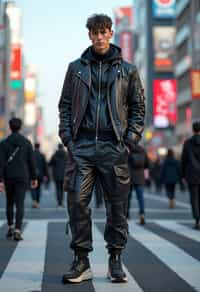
[
  {"x1": 67, "y1": 138, "x2": 130, "y2": 255},
  {"x1": 5, "y1": 181, "x2": 27, "y2": 230}
]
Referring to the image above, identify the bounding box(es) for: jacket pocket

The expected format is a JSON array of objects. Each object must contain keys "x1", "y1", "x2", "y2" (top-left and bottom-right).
[{"x1": 113, "y1": 164, "x2": 130, "y2": 184}]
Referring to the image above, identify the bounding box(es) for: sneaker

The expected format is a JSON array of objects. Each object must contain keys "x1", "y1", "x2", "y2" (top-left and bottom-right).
[
  {"x1": 62, "y1": 256, "x2": 93, "y2": 284},
  {"x1": 6, "y1": 226, "x2": 14, "y2": 240},
  {"x1": 107, "y1": 254, "x2": 128, "y2": 283},
  {"x1": 14, "y1": 230, "x2": 23, "y2": 241}
]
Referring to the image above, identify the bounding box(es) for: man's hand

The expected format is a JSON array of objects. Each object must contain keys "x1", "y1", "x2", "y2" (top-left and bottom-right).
[
  {"x1": 31, "y1": 179, "x2": 38, "y2": 189},
  {"x1": 0, "y1": 182, "x2": 5, "y2": 192}
]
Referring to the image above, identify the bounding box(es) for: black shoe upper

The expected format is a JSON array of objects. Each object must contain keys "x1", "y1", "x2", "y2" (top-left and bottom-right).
[
  {"x1": 62, "y1": 257, "x2": 90, "y2": 282},
  {"x1": 108, "y1": 254, "x2": 127, "y2": 281}
]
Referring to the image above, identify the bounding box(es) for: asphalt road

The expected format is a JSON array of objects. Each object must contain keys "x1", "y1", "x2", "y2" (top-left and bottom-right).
[{"x1": 0, "y1": 183, "x2": 199, "y2": 292}]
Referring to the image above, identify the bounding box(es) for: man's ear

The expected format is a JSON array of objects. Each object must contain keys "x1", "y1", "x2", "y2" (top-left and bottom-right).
[
  {"x1": 88, "y1": 31, "x2": 92, "y2": 40},
  {"x1": 110, "y1": 30, "x2": 114, "y2": 37}
]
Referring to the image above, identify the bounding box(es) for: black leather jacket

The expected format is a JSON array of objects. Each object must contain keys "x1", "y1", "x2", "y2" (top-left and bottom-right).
[{"x1": 59, "y1": 44, "x2": 145, "y2": 146}]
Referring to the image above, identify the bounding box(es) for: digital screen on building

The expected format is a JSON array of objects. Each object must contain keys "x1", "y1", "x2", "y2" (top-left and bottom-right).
[
  {"x1": 153, "y1": 79, "x2": 177, "y2": 128},
  {"x1": 10, "y1": 44, "x2": 21, "y2": 80},
  {"x1": 153, "y1": 26, "x2": 175, "y2": 72},
  {"x1": 152, "y1": 0, "x2": 176, "y2": 19},
  {"x1": 190, "y1": 70, "x2": 200, "y2": 99},
  {"x1": 119, "y1": 31, "x2": 133, "y2": 63}
]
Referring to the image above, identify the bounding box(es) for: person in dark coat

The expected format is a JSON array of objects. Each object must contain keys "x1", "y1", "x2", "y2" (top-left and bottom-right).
[
  {"x1": 160, "y1": 149, "x2": 181, "y2": 209},
  {"x1": 49, "y1": 143, "x2": 67, "y2": 207},
  {"x1": 150, "y1": 156, "x2": 162, "y2": 193},
  {"x1": 0, "y1": 118, "x2": 37, "y2": 241},
  {"x1": 127, "y1": 144, "x2": 149, "y2": 224},
  {"x1": 31, "y1": 142, "x2": 49, "y2": 208},
  {"x1": 59, "y1": 14, "x2": 145, "y2": 284},
  {"x1": 181, "y1": 121, "x2": 200, "y2": 229}
]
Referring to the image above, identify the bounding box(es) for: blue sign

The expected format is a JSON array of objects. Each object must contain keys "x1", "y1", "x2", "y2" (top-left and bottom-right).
[{"x1": 152, "y1": 0, "x2": 176, "y2": 19}]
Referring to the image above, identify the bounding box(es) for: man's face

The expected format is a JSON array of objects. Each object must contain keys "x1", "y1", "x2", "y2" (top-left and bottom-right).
[{"x1": 89, "y1": 27, "x2": 113, "y2": 54}]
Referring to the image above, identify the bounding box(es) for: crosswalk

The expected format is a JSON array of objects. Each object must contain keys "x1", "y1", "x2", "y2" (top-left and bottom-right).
[{"x1": 0, "y1": 219, "x2": 199, "y2": 292}]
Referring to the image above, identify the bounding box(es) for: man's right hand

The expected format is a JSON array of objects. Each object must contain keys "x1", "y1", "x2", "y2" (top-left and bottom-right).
[{"x1": 31, "y1": 179, "x2": 38, "y2": 189}]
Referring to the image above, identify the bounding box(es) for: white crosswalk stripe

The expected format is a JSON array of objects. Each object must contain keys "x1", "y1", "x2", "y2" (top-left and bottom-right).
[
  {"x1": 154, "y1": 220, "x2": 200, "y2": 242},
  {"x1": 128, "y1": 220, "x2": 200, "y2": 292},
  {"x1": 0, "y1": 221, "x2": 48, "y2": 292},
  {"x1": 0, "y1": 220, "x2": 5, "y2": 228},
  {"x1": 90, "y1": 224, "x2": 143, "y2": 292}
]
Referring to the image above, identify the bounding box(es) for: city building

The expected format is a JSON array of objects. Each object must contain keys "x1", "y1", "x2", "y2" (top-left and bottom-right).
[{"x1": 175, "y1": 0, "x2": 200, "y2": 147}]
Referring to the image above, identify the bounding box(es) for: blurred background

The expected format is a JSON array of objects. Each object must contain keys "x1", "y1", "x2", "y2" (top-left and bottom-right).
[{"x1": 0, "y1": 0, "x2": 199, "y2": 160}]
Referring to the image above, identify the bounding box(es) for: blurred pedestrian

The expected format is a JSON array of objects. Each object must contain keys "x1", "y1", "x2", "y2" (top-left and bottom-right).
[
  {"x1": 127, "y1": 144, "x2": 149, "y2": 224},
  {"x1": 150, "y1": 156, "x2": 162, "y2": 193},
  {"x1": 31, "y1": 142, "x2": 49, "y2": 208},
  {"x1": 181, "y1": 121, "x2": 200, "y2": 230},
  {"x1": 161, "y1": 149, "x2": 181, "y2": 209},
  {"x1": 59, "y1": 14, "x2": 145, "y2": 283},
  {"x1": 49, "y1": 143, "x2": 67, "y2": 208},
  {"x1": 0, "y1": 118, "x2": 37, "y2": 241}
]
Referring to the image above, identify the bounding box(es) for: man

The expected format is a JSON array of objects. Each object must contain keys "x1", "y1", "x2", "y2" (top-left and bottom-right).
[
  {"x1": 181, "y1": 121, "x2": 200, "y2": 230},
  {"x1": 49, "y1": 143, "x2": 67, "y2": 207},
  {"x1": 59, "y1": 14, "x2": 145, "y2": 283},
  {"x1": 0, "y1": 118, "x2": 37, "y2": 241},
  {"x1": 31, "y1": 142, "x2": 49, "y2": 208}
]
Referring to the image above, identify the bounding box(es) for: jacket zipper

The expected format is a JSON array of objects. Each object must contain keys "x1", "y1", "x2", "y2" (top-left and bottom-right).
[{"x1": 96, "y1": 61, "x2": 102, "y2": 141}]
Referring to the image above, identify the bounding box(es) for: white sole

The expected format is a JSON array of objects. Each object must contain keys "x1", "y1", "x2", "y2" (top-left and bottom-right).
[
  {"x1": 107, "y1": 270, "x2": 128, "y2": 283},
  {"x1": 66, "y1": 269, "x2": 93, "y2": 283}
]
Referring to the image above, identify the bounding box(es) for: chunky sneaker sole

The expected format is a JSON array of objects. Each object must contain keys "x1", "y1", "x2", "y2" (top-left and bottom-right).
[
  {"x1": 62, "y1": 268, "x2": 93, "y2": 283},
  {"x1": 107, "y1": 269, "x2": 128, "y2": 283}
]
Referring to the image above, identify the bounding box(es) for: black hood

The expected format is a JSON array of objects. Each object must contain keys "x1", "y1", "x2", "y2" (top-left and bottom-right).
[
  {"x1": 6, "y1": 132, "x2": 24, "y2": 147},
  {"x1": 191, "y1": 134, "x2": 200, "y2": 145},
  {"x1": 81, "y1": 43, "x2": 122, "y2": 63}
]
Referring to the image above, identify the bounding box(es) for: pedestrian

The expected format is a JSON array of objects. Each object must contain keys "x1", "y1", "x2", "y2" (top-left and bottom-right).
[
  {"x1": 127, "y1": 144, "x2": 149, "y2": 224},
  {"x1": 58, "y1": 14, "x2": 145, "y2": 283},
  {"x1": 49, "y1": 143, "x2": 67, "y2": 208},
  {"x1": 181, "y1": 121, "x2": 200, "y2": 230},
  {"x1": 0, "y1": 118, "x2": 37, "y2": 241},
  {"x1": 150, "y1": 156, "x2": 162, "y2": 193},
  {"x1": 31, "y1": 142, "x2": 49, "y2": 208},
  {"x1": 160, "y1": 149, "x2": 181, "y2": 209}
]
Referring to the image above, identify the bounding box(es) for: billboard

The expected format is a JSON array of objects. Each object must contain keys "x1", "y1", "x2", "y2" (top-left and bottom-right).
[
  {"x1": 152, "y1": 0, "x2": 176, "y2": 19},
  {"x1": 24, "y1": 77, "x2": 36, "y2": 102},
  {"x1": 190, "y1": 70, "x2": 200, "y2": 99},
  {"x1": 119, "y1": 31, "x2": 133, "y2": 63},
  {"x1": 114, "y1": 6, "x2": 133, "y2": 28},
  {"x1": 153, "y1": 26, "x2": 175, "y2": 72},
  {"x1": 153, "y1": 79, "x2": 177, "y2": 128},
  {"x1": 10, "y1": 44, "x2": 21, "y2": 80}
]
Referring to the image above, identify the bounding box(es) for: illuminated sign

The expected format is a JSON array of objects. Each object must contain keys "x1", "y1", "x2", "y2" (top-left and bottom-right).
[
  {"x1": 190, "y1": 70, "x2": 200, "y2": 99},
  {"x1": 10, "y1": 44, "x2": 21, "y2": 80},
  {"x1": 152, "y1": 0, "x2": 176, "y2": 19},
  {"x1": 153, "y1": 26, "x2": 176, "y2": 72},
  {"x1": 153, "y1": 79, "x2": 177, "y2": 128},
  {"x1": 119, "y1": 31, "x2": 133, "y2": 63}
]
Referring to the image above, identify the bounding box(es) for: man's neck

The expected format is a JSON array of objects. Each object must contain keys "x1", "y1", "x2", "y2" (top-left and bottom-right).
[{"x1": 92, "y1": 46, "x2": 110, "y2": 55}]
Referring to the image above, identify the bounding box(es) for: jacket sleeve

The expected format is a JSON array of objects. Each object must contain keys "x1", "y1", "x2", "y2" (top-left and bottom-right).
[
  {"x1": 0, "y1": 142, "x2": 6, "y2": 181},
  {"x1": 181, "y1": 141, "x2": 187, "y2": 178},
  {"x1": 58, "y1": 62, "x2": 74, "y2": 146},
  {"x1": 27, "y1": 142, "x2": 37, "y2": 180},
  {"x1": 125, "y1": 66, "x2": 145, "y2": 146}
]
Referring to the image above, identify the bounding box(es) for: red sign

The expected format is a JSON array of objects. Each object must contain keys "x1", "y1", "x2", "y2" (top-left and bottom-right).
[
  {"x1": 115, "y1": 7, "x2": 133, "y2": 27},
  {"x1": 153, "y1": 79, "x2": 177, "y2": 128},
  {"x1": 10, "y1": 44, "x2": 21, "y2": 80},
  {"x1": 119, "y1": 31, "x2": 133, "y2": 63},
  {"x1": 190, "y1": 70, "x2": 200, "y2": 99}
]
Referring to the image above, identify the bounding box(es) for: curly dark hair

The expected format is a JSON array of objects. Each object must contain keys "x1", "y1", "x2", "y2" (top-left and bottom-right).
[{"x1": 86, "y1": 14, "x2": 112, "y2": 31}]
